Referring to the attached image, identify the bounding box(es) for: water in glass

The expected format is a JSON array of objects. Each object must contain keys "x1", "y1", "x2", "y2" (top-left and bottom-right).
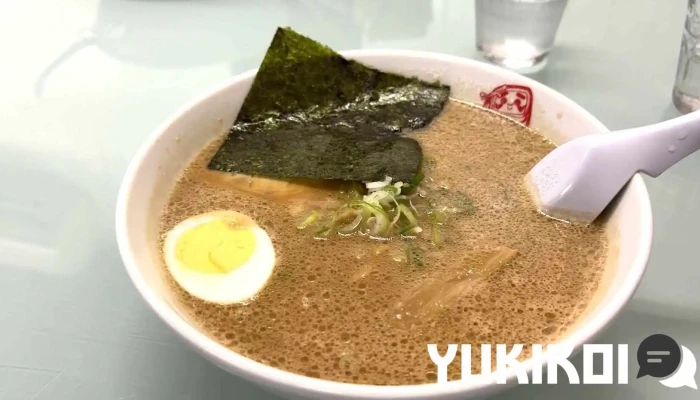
[
  {"x1": 673, "y1": 0, "x2": 700, "y2": 114},
  {"x1": 475, "y1": 0, "x2": 568, "y2": 72}
]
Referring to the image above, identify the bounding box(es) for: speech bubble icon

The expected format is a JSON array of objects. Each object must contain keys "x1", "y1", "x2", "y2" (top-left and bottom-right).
[
  {"x1": 637, "y1": 334, "x2": 682, "y2": 379},
  {"x1": 659, "y1": 346, "x2": 697, "y2": 390}
]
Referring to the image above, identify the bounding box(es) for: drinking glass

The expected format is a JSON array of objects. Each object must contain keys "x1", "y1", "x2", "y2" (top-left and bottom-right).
[
  {"x1": 475, "y1": 0, "x2": 568, "y2": 72},
  {"x1": 673, "y1": 0, "x2": 700, "y2": 114}
]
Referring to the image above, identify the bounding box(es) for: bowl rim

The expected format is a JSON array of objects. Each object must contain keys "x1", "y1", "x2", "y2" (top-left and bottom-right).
[{"x1": 116, "y1": 49, "x2": 653, "y2": 398}]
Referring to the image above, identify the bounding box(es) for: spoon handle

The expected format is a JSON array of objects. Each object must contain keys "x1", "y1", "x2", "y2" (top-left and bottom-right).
[{"x1": 610, "y1": 110, "x2": 700, "y2": 177}]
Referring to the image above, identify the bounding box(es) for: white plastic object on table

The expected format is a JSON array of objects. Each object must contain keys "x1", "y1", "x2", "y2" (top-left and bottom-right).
[{"x1": 528, "y1": 110, "x2": 700, "y2": 224}]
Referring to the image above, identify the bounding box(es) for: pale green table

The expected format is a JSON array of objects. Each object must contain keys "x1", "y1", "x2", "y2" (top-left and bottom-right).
[{"x1": 0, "y1": 0, "x2": 698, "y2": 399}]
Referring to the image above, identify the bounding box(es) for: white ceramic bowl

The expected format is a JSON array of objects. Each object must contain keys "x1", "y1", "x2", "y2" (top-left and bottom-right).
[{"x1": 116, "y1": 50, "x2": 653, "y2": 400}]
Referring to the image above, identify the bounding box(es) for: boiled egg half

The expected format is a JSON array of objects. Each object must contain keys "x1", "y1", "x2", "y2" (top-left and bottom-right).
[{"x1": 163, "y1": 210, "x2": 275, "y2": 304}]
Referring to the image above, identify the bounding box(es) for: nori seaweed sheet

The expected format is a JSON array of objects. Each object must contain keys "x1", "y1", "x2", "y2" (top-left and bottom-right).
[
  {"x1": 207, "y1": 27, "x2": 450, "y2": 182},
  {"x1": 210, "y1": 126, "x2": 423, "y2": 182}
]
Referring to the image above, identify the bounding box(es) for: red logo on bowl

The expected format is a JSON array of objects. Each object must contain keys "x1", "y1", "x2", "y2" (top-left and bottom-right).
[{"x1": 480, "y1": 84, "x2": 533, "y2": 126}]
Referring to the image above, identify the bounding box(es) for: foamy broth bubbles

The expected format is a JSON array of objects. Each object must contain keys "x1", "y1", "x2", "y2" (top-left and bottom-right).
[{"x1": 159, "y1": 101, "x2": 607, "y2": 385}]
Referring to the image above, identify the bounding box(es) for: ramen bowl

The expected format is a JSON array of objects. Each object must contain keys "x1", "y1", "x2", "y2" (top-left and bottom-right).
[{"x1": 116, "y1": 50, "x2": 652, "y2": 399}]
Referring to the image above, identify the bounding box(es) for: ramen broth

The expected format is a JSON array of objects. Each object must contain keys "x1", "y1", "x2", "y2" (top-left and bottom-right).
[{"x1": 159, "y1": 101, "x2": 608, "y2": 385}]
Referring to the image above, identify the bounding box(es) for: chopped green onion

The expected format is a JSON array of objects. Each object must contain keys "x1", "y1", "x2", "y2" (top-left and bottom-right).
[
  {"x1": 349, "y1": 200, "x2": 391, "y2": 237},
  {"x1": 410, "y1": 169, "x2": 424, "y2": 188},
  {"x1": 358, "y1": 204, "x2": 371, "y2": 221},
  {"x1": 400, "y1": 225, "x2": 422, "y2": 236},
  {"x1": 405, "y1": 243, "x2": 425, "y2": 269},
  {"x1": 409, "y1": 198, "x2": 419, "y2": 216},
  {"x1": 399, "y1": 225, "x2": 413, "y2": 235},
  {"x1": 314, "y1": 225, "x2": 332, "y2": 239},
  {"x1": 432, "y1": 210, "x2": 447, "y2": 224},
  {"x1": 349, "y1": 200, "x2": 386, "y2": 217},
  {"x1": 398, "y1": 203, "x2": 418, "y2": 228},
  {"x1": 363, "y1": 190, "x2": 390, "y2": 206},
  {"x1": 431, "y1": 223, "x2": 443, "y2": 246},
  {"x1": 338, "y1": 212, "x2": 363, "y2": 234},
  {"x1": 389, "y1": 210, "x2": 401, "y2": 231},
  {"x1": 365, "y1": 176, "x2": 392, "y2": 191},
  {"x1": 384, "y1": 185, "x2": 399, "y2": 194},
  {"x1": 427, "y1": 209, "x2": 446, "y2": 245},
  {"x1": 378, "y1": 194, "x2": 395, "y2": 208},
  {"x1": 297, "y1": 211, "x2": 319, "y2": 229}
]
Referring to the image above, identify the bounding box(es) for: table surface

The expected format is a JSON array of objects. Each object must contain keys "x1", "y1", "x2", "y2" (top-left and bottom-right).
[{"x1": 2, "y1": 0, "x2": 699, "y2": 399}]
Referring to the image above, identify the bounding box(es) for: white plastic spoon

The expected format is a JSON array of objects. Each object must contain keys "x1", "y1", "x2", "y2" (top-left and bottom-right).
[{"x1": 527, "y1": 110, "x2": 700, "y2": 224}]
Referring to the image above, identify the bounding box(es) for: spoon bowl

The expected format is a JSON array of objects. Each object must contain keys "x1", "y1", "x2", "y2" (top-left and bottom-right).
[{"x1": 528, "y1": 110, "x2": 700, "y2": 224}]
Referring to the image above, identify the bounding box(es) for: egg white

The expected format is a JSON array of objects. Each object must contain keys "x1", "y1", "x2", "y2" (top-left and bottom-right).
[{"x1": 163, "y1": 211, "x2": 276, "y2": 304}]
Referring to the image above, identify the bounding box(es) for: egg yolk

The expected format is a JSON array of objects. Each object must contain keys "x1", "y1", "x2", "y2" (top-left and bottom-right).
[{"x1": 174, "y1": 219, "x2": 257, "y2": 274}]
